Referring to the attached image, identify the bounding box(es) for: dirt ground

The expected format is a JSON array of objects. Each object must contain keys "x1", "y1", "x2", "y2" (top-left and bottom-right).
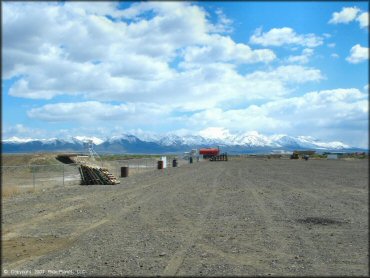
[{"x1": 1, "y1": 158, "x2": 368, "y2": 276}]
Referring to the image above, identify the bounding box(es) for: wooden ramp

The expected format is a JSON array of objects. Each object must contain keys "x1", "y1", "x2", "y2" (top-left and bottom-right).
[{"x1": 79, "y1": 164, "x2": 120, "y2": 185}]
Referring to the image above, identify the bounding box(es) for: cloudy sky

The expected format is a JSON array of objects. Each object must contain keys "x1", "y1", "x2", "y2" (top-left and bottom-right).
[{"x1": 2, "y1": 1, "x2": 369, "y2": 147}]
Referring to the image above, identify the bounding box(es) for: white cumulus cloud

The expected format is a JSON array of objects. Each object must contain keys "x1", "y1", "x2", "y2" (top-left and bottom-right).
[
  {"x1": 245, "y1": 65, "x2": 323, "y2": 85},
  {"x1": 27, "y1": 101, "x2": 170, "y2": 123},
  {"x1": 356, "y1": 12, "x2": 369, "y2": 29},
  {"x1": 2, "y1": 124, "x2": 46, "y2": 139},
  {"x1": 346, "y1": 44, "x2": 369, "y2": 64},
  {"x1": 209, "y1": 8, "x2": 234, "y2": 33},
  {"x1": 23, "y1": 64, "x2": 323, "y2": 121},
  {"x1": 329, "y1": 7, "x2": 368, "y2": 29},
  {"x1": 287, "y1": 48, "x2": 314, "y2": 64},
  {"x1": 185, "y1": 88, "x2": 368, "y2": 147},
  {"x1": 4, "y1": 1, "x2": 278, "y2": 108},
  {"x1": 329, "y1": 6, "x2": 360, "y2": 24},
  {"x1": 4, "y1": 2, "x2": 367, "y2": 148},
  {"x1": 183, "y1": 34, "x2": 276, "y2": 65},
  {"x1": 249, "y1": 27, "x2": 323, "y2": 48}
]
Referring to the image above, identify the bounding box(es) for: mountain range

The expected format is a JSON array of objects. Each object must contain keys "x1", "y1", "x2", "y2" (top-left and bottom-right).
[{"x1": 2, "y1": 132, "x2": 365, "y2": 154}]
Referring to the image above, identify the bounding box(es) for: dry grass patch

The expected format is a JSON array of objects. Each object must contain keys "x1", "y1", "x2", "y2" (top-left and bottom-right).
[
  {"x1": 2, "y1": 186, "x2": 36, "y2": 198},
  {"x1": 26, "y1": 187, "x2": 36, "y2": 194},
  {"x1": 2, "y1": 186, "x2": 21, "y2": 198}
]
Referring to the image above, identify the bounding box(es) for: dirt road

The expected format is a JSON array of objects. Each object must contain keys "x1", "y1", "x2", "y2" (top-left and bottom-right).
[{"x1": 2, "y1": 158, "x2": 368, "y2": 276}]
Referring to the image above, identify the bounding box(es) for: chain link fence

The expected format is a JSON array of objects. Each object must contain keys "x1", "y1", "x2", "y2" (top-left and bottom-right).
[
  {"x1": 1, "y1": 156, "x2": 186, "y2": 192},
  {"x1": 1, "y1": 163, "x2": 80, "y2": 191}
]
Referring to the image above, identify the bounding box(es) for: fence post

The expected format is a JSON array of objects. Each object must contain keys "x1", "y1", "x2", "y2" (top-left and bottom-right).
[
  {"x1": 62, "y1": 164, "x2": 65, "y2": 186},
  {"x1": 32, "y1": 166, "x2": 35, "y2": 190}
]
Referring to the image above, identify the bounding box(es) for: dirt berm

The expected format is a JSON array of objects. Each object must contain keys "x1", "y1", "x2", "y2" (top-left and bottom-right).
[{"x1": 2, "y1": 158, "x2": 368, "y2": 276}]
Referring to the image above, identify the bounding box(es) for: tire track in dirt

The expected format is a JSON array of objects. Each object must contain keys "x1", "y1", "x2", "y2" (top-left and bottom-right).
[
  {"x1": 3, "y1": 170, "x2": 184, "y2": 239},
  {"x1": 133, "y1": 163, "x2": 216, "y2": 250},
  {"x1": 4, "y1": 183, "x2": 159, "y2": 270},
  {"x1": 236, "y1": 167, "x2": 301, "y2": 270},
  {"x1": 4, "y1": 219, "x2": 110, "y2": 270},
  {"x1": 183, "y1": 163, "x2": 283, "y2": 272},
  {"x1": 3, "y1": 204, "x2": 85, "y2": 240},
  {"x1": 162, "y1": 164, "x2": 224, "y2": 276},
  {"x1": 3, "y1": 167, "x2": 200, "y2": 269},
  {"x1": 172, "y1": 161, "x2": 294, "y2": 274},
  {"x1": 4, "y1": 159, "x2": 367, "y2": 276},
  {"x1": 259, "y1": 173, "x2": 359, "y2": 274},
  {"x1": 265, "y1": 161, "x2": 366, "y2": 221},
  {"x1": 264, "y1": 161, "x2": 341, "y2": 199},
  {"x1": 195, "y1": 241, "x2": 268, "y2": 268},
  {"x1": 2, "y1": 165, "x2": 175, "y2": 223},
  {"x1": 2, "y1": 194, "x2": 86, "y2": 222},
  {"x1": 134, "y1": 179, "x2": 197, "y2": 239},
  {"x1": 240, "y1": 167, "x2": 331, "y2": 274}
]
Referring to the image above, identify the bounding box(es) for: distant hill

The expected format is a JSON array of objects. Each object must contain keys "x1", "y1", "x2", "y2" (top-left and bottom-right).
[{"x1": 2, "y1": 132, "x2": 366, "y2": 154}]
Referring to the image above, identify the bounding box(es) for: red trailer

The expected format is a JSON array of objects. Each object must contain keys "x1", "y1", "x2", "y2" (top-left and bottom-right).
[
  {"x1": 199, "y1": 148, "x2": 228, "y2": 161},
  {"x1": 199, "y1": 148, "x2": 220, "y2": 158}
]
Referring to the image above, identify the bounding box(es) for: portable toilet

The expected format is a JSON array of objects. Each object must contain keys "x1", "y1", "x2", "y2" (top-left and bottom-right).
[{"x1": 161, "y1": 156, "x2": 167, "y2": 168}]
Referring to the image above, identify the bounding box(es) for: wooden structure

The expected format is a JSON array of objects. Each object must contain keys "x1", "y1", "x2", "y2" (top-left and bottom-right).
[
  {"x1": 291, "y1": 150, "x2": 316, "y2": 159},
  {"x1": 79, "y1": 164, "x2": 120, "y2": 185},
  {"x1": 210, "y1": 153, "x2": 228, "y2": 161}
]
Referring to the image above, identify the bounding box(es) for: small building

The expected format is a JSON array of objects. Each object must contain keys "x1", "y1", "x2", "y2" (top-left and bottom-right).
[
  {"x1": 327, "y1": 154, "x2": 338, "y2": 160},
  {"x1": 294, "y1": 150, "x2": 316, "y2": 156},
  {"x1": 324, "y1": 152, "x2": 347, "y2": 159}
]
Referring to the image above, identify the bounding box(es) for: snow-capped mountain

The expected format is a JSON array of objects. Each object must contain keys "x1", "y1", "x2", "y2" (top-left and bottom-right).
[
  {"x1": 72, "y1": 136, "x2": 104, "y2": 145},
  {"x1": 156, "y1": 134, "x2": 211, "y2": 146},
  {"x1": 2, "y1": 132, "x2": 357, "y2": 154},
  {"x1": 3, "y1": 136, "x2": 60, "y2": 144},
  {"x1": 3, "y1": 136, "x2": 104, "y2": 146},
  {"x1": 108, "y1": 134, "x2": 139, "y2": 144},
  {"x1": 227, "y1": 132, "x2": 272, "y2": 147}
]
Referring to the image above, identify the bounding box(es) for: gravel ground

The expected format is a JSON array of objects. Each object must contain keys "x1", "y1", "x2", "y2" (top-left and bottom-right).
[{"x1": 2, "y1": 158, "x2": 368, "y2": 276}]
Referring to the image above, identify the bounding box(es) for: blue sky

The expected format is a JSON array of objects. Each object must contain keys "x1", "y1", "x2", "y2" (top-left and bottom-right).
[{"x1": 2, "y1": 1, "x2": 369, "y2": 147}]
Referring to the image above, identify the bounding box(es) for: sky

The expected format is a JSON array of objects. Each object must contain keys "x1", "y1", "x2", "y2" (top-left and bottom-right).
[{"x1": 2, "y1": 1, "x2": 369, "y2": 148}]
